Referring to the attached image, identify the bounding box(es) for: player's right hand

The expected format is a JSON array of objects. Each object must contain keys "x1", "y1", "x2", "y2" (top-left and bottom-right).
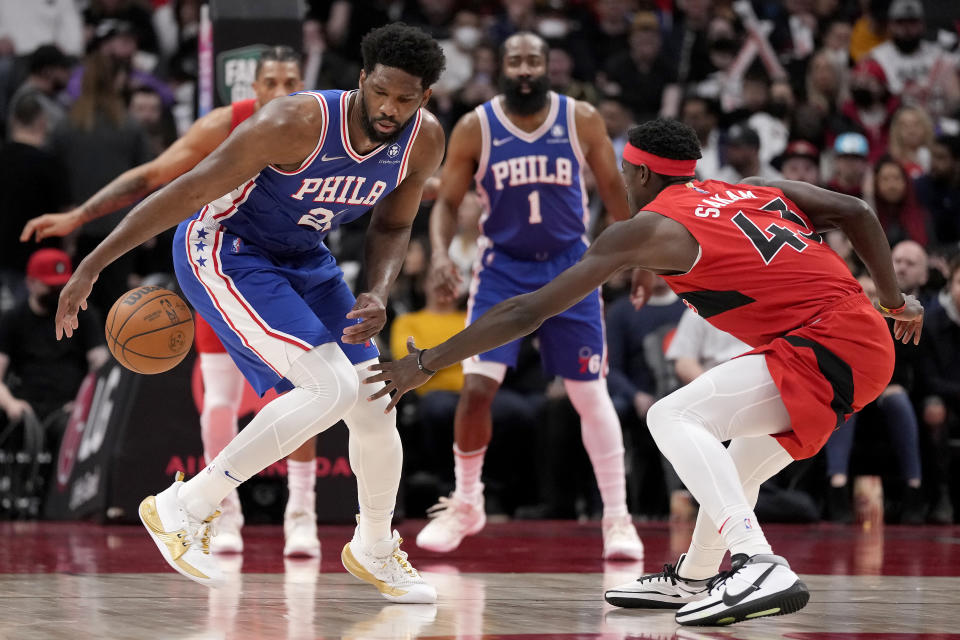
[
  {"x1": 20, "y1": 209, "x2": 84, "y2": 242},
  {"x1": 55, "y1": 267, "x2": 97, "y2": 340},
  {"x1": 877, "y1": 294, "x2": 924, "y2": 345},
  {"x1": 428, "y1": 254, "x2": 463, "y2": 303}
]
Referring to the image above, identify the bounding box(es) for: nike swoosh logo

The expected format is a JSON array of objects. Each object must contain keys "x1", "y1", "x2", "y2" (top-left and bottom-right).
[
  {"x1": 492, "y1": 136, "x2": 514, "y2": 146},
  {"x1": 720, "y1": 564, "x2": 777, "y2": 607},
  {"x1": 224, "y1": 470, "x2": 243, "y2": 483},
  {"x1": 321, "y1": 154, "x2": 346, "y2": 161}
]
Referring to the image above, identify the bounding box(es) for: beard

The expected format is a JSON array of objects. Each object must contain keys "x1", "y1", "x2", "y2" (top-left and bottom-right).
[
  {"x1": 893, "y1": 36, "x2": 922, "y2": 53},
  {"x1": 500, "y1": 74, "x2": 550, "y2": 116},
  {"x1": 357, "y1": 88, "x2": 415, "y2": 144}
]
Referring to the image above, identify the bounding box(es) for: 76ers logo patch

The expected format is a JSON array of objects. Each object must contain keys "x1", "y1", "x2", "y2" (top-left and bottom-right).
[{"x1": 578, "y1": 346, "x2": 601, "y2": 375}]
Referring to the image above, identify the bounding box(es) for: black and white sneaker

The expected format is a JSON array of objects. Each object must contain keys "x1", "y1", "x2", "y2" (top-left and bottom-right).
[
  {"x1": 604, "y1": 554, "x2": 713, "y2": 609},
  {"x1": 675, "y1": 553, "x2": 809, "y2": 626}
]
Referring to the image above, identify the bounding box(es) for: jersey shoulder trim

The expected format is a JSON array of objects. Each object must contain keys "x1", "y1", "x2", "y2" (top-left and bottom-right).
[
  {"x1": 489, "y1": 92, "x2": 559, "y2": 142},
  {"x1": 475, "y1": 105, "x2": 491, "y2": 183},
  {"x1": 397, "y1": 108, "x2": 424, "y2": 183},
  {"x1": 267, "y1": 91, "x2": 328, "y2": 176}
]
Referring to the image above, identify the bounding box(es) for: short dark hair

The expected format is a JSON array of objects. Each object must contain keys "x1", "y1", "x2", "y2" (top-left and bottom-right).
[
  {"x1": 500, "y1": 31, "x2": 549, "y2": 63},
  {"x1": 681, "y1": 94, "x2": 721, "y2": 118},
  {"x1": 29, "y1": 44, "x2": 70, "y2": 74},
  {"x1": 255, "y1": 45, "x2": 301, "y2": 79},
  {"x1": 934, "y1": 133, "x2": 960, "y2": 160},
  {"x1": 627, "y1": 118, "x2": 702, "y2": 166},
  {"x1": 11, "y1": 93, "x2": 45, "y2": 128},
  {"x1": 360, "y1": 23, "x2": 445, "y2": 90}
]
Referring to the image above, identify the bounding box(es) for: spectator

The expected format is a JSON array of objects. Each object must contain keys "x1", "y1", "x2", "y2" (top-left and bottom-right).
[
  {"x1": 599, "y1": 12, "x2": 679, "y2": 121},
  {"x1": 804, "y1": 48, "x2": 847, "y2": 117},
  {"x1": 849, "y1": 0, "x2": 888, "y2": 63},
  {"x1": 0, "y1": 249, "x2": 108, "y2": 449},
  {"x1": 715, "y1": 124, "x2": 782, "y2": 184},
  {"x1": 432, "y1": 11, "x2": 483, "y2": 115},
  {"x1": 0, "y1": 94, "x2": 69, "y2": 313},
  {"x1": 824, "y1": 268, "x2": 925, "y2": 524},
  {"x1": 748, "y1": 78, "x2": 794, "y2": 167},
  {"x1": 664, "y1": 0, "x2": 715, "y2": 86},
  {"x1": 583, "y1": 0, "x2": 632, "y2": 75},
  {"x1": 51, "y1": 50, "x2": 153, "y2": 315},
  {"x1": 919, "y1": 255, "x2": 960, "y2": 524},
  {"x1": 301, "y1": 16, "x2": 359, "y2": 93},
  {"x1": 827, "y1": 132, "x2": 870, "y2": 197},
  {"x1": 598, "y1": 96, "x2": 634, "y2": 172},
  {"x1": 451, "y1": 42, "x2": 497, "y2": 120},
  {"x1": 547, "y1": 47, "x2": 598, "y2": 106},
  {"x1": 0, "y1": 0, "x2": 84, "y2": 57},
  {"x1": 127, "y1": 86, "x2": 173, "y2": 156},
  {"x1": 868, "y1": 0, "x2": 960, "y2": 118},
  {"x1": 836, "y1": 58, "x2": 899, "y2": 163},
  {"x1": 915, "y1": 134, "x2": 960, "y2": 247},
  {"x1": 888, "y1": 105, "x2": 934, "y2": 179},
  {"x1": 681, "y1": 95, "x2": 722, "y2": 180},
  {"x1": 446, "y1": 191, "x2": 483, "y2": 298},
  {"x1": 488, "y1": 0, "x2": 538, "y2": 46},
  {"x1": 821, "y1": 18, "x2": 853, "y2": 69},
  {"x1": 871, "y1": 154, "x2": 931, "y2": 247},
  {"x1": 83, "y1": 0, "x2": 160, "y2": 57},
  {"x1": 773, "y1": 140, "x2": 821, "y2": 185},
  {"x1": 6, "y1": 45, "x2": 72, "y2": 139}
]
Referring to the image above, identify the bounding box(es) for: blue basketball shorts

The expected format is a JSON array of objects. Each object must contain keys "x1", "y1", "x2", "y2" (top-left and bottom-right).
[
  {"x1": 173, "y1": 216, "x2": 379, "y2": 395},
  {"x1": 466, "y1": 240, "x2": 607, "y2": 380}
]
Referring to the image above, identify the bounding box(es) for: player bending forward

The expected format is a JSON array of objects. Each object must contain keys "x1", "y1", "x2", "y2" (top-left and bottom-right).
[
  {"x1": 55, "y1": 24, "x2": 447, "y2": 602},
  {"x1": 366, "y1": 118, "x2": 924, "y2": 624}
]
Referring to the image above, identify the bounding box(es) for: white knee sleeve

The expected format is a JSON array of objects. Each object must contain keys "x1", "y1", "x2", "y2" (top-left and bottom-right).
[{"x1": 199, "y1": 353, "x2": 245, "y2": 462}]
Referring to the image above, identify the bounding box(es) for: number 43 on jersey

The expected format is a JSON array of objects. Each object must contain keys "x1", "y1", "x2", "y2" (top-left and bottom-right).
[{"x1": 732, "y1": 197, "x2": 822, "y2": 265}]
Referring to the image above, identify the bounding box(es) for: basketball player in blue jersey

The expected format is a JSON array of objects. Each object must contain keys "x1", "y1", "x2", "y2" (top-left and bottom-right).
[
  {"x1": 418, "y1": 32, "x2": 645, "y2": 560},
  {"x1": 54, "y1": 23, "x2": 447, "y2": 603}
]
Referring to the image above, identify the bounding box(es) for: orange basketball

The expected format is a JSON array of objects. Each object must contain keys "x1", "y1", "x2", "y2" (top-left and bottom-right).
[{"x1": 105, "y1": 286, "x2": 195, "y2": 374}]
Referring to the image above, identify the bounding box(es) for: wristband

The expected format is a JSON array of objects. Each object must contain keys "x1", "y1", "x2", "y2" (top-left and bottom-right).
[
  {"x1": 417, "y1": 349, "x2": 438, "y2": 376},
  {"x1": 877, "y1": 297, "x2": 906, "y2": 315}
]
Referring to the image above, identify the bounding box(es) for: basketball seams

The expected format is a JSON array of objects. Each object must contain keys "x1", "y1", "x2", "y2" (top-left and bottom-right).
[
  {"x1": 110, "y1": 290, "x2": 177, "y2": 345},
  {"x1": 106, "y1": 286, "x2": 195, "y2": 374},
  {"x1": 119, "y1": 318, "x2": 194, "y2": 352}
]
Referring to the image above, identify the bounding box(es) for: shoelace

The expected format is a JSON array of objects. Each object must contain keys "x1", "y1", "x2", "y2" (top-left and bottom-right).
[
  {"x1": 180, "y1": 510, "x2": 221, "y2": 555},
  {"x1": 391, "y1": 538, "x2": 418, "y2": 577},
  {"x1": 425, "y1": 495, "x2": 464, "y2": 520},
  {"x1": 706, "y1": 567, "x2": 737, "y2": 594},
  {"x1": 637, "y1": 563, "x2": 678, "y2": 585}
]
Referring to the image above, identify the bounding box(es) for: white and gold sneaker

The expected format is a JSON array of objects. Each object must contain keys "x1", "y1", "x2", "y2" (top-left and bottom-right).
[
  {"x1": 341, "y1": 528, "x2": 437, "y2": 603},
  {"x1": 139, "y1": 472, "x2": 225, "y2": 587},
  {"x1": 210, "y1": 490, "x2": 243, "y2": 554},
  {"x1": 283, "y1": 508, "x2": 321, "y2": 558}
]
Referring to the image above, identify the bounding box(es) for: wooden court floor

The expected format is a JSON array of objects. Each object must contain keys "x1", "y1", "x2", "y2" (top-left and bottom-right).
[{"x1": 2, "y1": 520, "x2": 959, "y2": 639}]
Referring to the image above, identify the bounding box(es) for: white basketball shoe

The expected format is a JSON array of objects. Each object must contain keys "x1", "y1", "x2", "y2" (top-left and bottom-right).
[
  {"x1": 675, "y1": 553, "x2": 809, "y2": 626},
  {"x1": 341, "y1": 527, "x2": 437, "y2": 603},
  {"x1": 415, "y1": 492, "x2": 486, "y2": 553},
  {"x1": 210, "y1": 490, "x2": 243, "y2": 554},
  {"x1": 602, "y1": 515, "x2": 644, "y2": 560},
  {"x1": 139, "y1": 472, "x2": 225, "y2": 587},
  {"x1": 283, "y1": 508, "x2": 321, "y2": 558},
  {"x1": 605, "y1": 553, "x2": 712, "y2": 609}
]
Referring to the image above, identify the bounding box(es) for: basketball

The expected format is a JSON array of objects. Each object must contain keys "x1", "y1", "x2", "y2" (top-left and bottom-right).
[{"x1": 105, "y1": 286, "x2": 195, "y2": 374}]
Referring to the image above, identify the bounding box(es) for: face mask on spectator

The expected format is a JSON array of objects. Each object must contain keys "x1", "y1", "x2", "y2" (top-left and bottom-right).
[
  {"x1": 893, "y1": 35, "x2": 922, "y2": 53},
  {"x1": 454, "y1": 26, "x2": 481, "y2": 50},
  {"x1": 767, "y1": 100, "x2": 791, "y2": 119},
  {"x1": 538, "y1": 17, "x2": 569, "y2": 39},
  {"x1": 851, "y1": 87, "x2": 878, "y2": 107}
]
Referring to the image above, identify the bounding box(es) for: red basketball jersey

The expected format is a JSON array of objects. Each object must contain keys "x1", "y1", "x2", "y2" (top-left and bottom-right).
[
  {"x1": 644, "y1": 180, "x2": 863, "y2": 347},
  {"x1": 229, "y1": 98, "x2": 256, "y2": 132}
]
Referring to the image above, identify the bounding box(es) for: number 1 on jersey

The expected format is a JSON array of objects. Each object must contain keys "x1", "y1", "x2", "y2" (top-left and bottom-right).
[{"x1": 528, "y1": 190, "x2": 542, "y2": 224}]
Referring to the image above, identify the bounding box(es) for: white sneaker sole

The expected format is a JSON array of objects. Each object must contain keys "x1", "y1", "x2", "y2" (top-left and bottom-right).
[
  {"x1": 676, "y1": 580, "x2": 810, "y2": 626},
  {"x1": 603, "y1": 544, "x2": 644, "y2": 561},
  {"x1": 284, "y1": 539, "x2": 321, "y2": 558},
  {"x1": 139, "y1": 496, "x2": 224, "y2": 588},
  {"x1": 341, "y1": 543, "x2": 437, "y2": 604}
]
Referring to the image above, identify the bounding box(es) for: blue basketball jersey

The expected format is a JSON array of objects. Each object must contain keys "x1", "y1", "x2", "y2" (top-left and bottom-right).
[
  {"x1": 200, "y1": 90, "x2": 423, "y2": 256},
  {"x1": 475, "y1": 92, "x2": 588, "y2": 259}
]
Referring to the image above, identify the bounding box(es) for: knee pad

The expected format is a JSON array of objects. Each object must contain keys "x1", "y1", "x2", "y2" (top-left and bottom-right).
[{"x1": 285, "y1": 343, "x2": 360, "y2": 418}]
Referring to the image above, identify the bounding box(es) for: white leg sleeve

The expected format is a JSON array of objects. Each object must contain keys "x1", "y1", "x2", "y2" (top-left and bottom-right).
[
  {"x1": 199, "y1": 353, "x2": 245, "y2": 464},
  {"x1": 180, "y1": 343, "x2": 359, "y2": 518},
  {"x1": 564, "y1": 378, "x2": 629, "y2": 518},
  {"x1": 646, "y1": 355, "x2": 793, "y2": 564},
  {"x1": 341, "y1": 359, "x2": 402, "y2": 545}
]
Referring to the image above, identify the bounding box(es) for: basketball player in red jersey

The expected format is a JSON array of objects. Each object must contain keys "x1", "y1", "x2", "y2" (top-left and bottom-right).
[
  {"x1": 366, "y1": 118, "x2": 924, "y2": 626},
  {"x1": 21, "y1": 46, "x2": 320, "y2": 557}
]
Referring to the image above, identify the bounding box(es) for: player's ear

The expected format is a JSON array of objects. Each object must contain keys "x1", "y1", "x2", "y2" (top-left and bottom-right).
[
  {"x1": 358, "y1": 69, "x2": 367, "y2": 90},
  {"x1": 637, "y1": 164, "x2": 652, "y2": 185},
  {"x1": 419, "y1": 87, "x2": 433, "y2": 108}
]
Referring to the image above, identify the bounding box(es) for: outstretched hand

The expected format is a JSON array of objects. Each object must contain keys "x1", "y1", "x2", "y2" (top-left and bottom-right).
[
  {"x1": 876, "y1": 294, "x2": 924, "y2": 345},
  {"x1": 364, "y1": 337, "x2": 435, "y2": 412},
  {"x1": 55, "y1": 268, "x2": 97, "y2": 340},
  {"x1": 343, "y1": 292, "x2": 387, "y2": 344},
  {"x1": 21, "y1": 210, "x2": 84, "y2": 242}
]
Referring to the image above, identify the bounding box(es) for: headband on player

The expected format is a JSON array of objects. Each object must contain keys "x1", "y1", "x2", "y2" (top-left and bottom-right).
[{"x1": 623, "y1": 143, "x2": 697, "y2": 176}]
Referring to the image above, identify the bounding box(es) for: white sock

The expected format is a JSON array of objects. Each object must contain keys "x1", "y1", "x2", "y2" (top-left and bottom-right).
[
  {"x1": 564, "y1": 378, "x2": 628, "y2": 519},
  {"x1": 179, "y1": 343, "x2": 359, "y2": 519},
  {"x1": 199, "y1": 353, "x2": 244, "y2": 464},
  {"x1": 343, "y1": 361, "x2": 402, "y2": 546},
  {"x1": 453, "y1": 444, "x2": 486, "y2": 505},
  {"x1": 286, "y1": 458, "x2": 317, "y2": 515}
]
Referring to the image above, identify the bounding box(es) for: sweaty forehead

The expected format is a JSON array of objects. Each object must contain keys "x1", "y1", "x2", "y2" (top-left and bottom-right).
[
  {"x1": 366, "y1": 64, "x2": 425, "y2": 94},
  {"x1": 503, "y1": 36, "x2": 547, "y2": 59}
]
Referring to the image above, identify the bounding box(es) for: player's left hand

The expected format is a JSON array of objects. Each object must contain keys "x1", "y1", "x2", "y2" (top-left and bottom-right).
[
  {"x1": 55, "y1": 267, "x2": 97, "y2": 340},
  {"x1": 630, "y1": 268, "x2": 655, "y2": 310},
  {"x1": 877, "y1": 294, "x2": 924, "y2": 345},
  {"x1": 343, "y1": 292, "x2": 387, "y2": 344},
  {"x1": 364, "y1": 337, "x2": 434, "y2": 412}
]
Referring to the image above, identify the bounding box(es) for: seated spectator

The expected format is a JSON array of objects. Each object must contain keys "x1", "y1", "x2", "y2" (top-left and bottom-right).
[
  {"x1": 868, "y1": 0, "x2": 960, "y2": 118},
  {"x1": 871, "y1": 154, "x2": 931, "y2": 247},
  {"x1": 681, "y1": 94, "x2": 722, "y2": 180},
  {"x1": 0, "y1": 94, "x2": 70, "y2": 314},
  {"x1": 748, "y1": 78, "x2": 793, "y2": 167},
  {"x1": 835, "y1": 58, "x2": 898, "y2": 164},
  {"x1": 0, "y1": 250, "x2": 107, "y2": 473},
  {"x1": 919, "y1": 255, "x2": 960, "y2": 524},
  {"x1": 915, "y1": 134, "x2": 960, "y2": 248},
  {"x1": 804, "y1": 48, "x2": 848, "y2": 118},
  {"x1": 827, "y1": 132, "x2": 870, "y2": 198},
  {"x1": 888, "y1": 105, "x2": 934, "y2": 179},
  {"x1": 598, "y1": 96, "x2": 634, "y2": 173},
  {"x1": 6, "y1": 44, "x2": 71, "y2": 138},
  {"x1": 548, "y1": 47, "x2": 598, "y2": 106},
  {"x1": 773, "y1": 139, "x2": 821, "y2": 185},
  {"x1": 824, "y1": 255, "x2": 926, "y2": 524},
  {"x1": 715, "y1": 124, "x2": 781, "y2": 184}
]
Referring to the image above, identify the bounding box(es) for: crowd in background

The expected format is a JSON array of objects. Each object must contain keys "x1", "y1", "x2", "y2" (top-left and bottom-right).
[{"x1": 0, "y1": 0, "x2": 959, "y2": 526}]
